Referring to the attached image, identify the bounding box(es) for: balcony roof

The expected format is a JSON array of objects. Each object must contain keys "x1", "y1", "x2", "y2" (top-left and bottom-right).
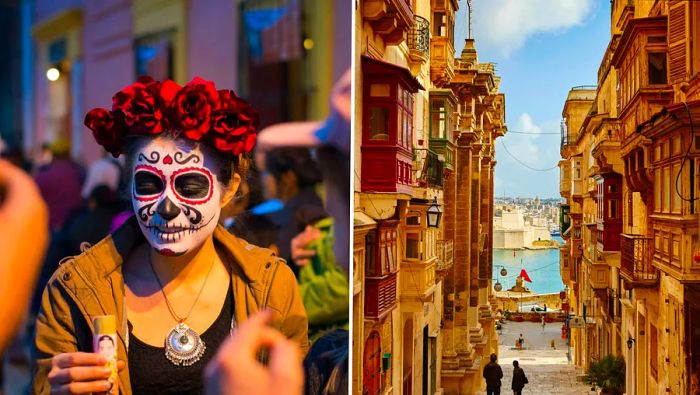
[
  {"x1": 362, "y1": 55, "x2": 424, "y2": 92},
  {"x1": 611, "y1": 15, "x2": 667, "y2": 67},
  {"x1": 636, "y1": 99, "x2": 700, "y2": 137}
]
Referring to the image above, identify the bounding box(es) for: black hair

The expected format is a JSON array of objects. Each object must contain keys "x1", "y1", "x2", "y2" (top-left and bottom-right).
[
  {"x1": 264, "y1": 147, "x2": 321, "y2": 188},
  {"x1": 490, "y1": 353, "x2": 497, "y2": 363},
  {"x1": 98, "y1": 335, "x2": 114, "y2": 346},
  {"x1": 513, "y1": 360, "x2": 519, "y2": 367}
]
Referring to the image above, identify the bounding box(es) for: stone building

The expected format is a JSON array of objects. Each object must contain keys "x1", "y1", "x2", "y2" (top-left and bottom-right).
[
  {"x1": 354, "y1": 0, "x2": 506, "y2": 393},
  {"x1": 559, "y1": 1, "x2": 700, "y2": 393}
]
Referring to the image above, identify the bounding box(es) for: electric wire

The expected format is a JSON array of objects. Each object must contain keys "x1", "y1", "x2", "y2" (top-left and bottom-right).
[
  {"x1": 674, "y1": 101, "x2": 698, "y2": 202},
  {"x1": 499, "y1": 139, "x2": 559, "y2": 172}
]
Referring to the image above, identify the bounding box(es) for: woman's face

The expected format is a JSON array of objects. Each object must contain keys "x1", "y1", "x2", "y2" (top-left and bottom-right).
[{"x1": 131, "y1": 137, "x2": 224, "y2": 256}]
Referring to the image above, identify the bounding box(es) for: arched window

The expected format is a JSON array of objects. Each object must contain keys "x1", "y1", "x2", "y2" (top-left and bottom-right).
[{"x1": 363, "y1": 331, "x2": 382, "y2": 395}]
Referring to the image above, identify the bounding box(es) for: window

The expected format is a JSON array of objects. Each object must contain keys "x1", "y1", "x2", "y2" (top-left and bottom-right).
[
  {"x1": 135, "y1": 32, "x2": 174, "y2": 81},
  {"x1": 366, "y1": 230, "x2": 377, "y2": 276},
  {"x1": 648, "y1": 52, "x2": 667, "y2": 85},
  {"x1": 406, "y1": 232, "x2": 420, "y2": 259},
  {"x1": 433, "y1": 12, "x2": 446, "y2": 36},
  {"x1": 663, "y1": 166, "x2": 671, "y2": 212},
  {"x1": 650, "y1": 324, "x2": 658, "y2": 379},
  {"x1": 430, "y1": 99, "x2": 446, "y2": 139},
  {"x1": 363, "y1": 332, "x2": 382, "y2": 395},
  {"x1": 608, "y1": 199, "x2": 618, "y2": 219},
  {"x1": 369, "y1": 107, "x2": 390, "y2": 140},
  {"x1": 672, "y1": 163, "x2": 682, "y2": 213}
]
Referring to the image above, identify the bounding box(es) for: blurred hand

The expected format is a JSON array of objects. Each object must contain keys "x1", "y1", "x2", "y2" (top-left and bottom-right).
[
  {"x1": 47, "y1": 352, "x2": 125, "y2": 395},
  {"x1": 290, "y1": 225, "x2": 321, "y2": 267},
  {"x1": 0, "y1": 160, "x2": 49, "y2": 353},
  {"x1": 205, "y1": 310, "x2": 303, "y2": 395}
]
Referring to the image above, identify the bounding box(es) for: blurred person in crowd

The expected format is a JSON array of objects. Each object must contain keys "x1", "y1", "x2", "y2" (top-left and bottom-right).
[
  {"x1": 253, "y1": 69, "x2": 350, "y2": 394},
  {"x1": 302, "y1": 329, "x2": 348, "y2": 395},
  {"x1": 204, "y1": 309, "x2": 303, "y2": 395},
  {"x1": 32, "y1": 77, "x2": 307, "y2": 395},
  {"x1": 225, "y1": 167, "x2": 278, "y2": 253},
  {"x1": 0, "y1": 160, "x2": 49, "y2": 354},
  {"x1": 81, "y1": 151, "x2": 123, "y2": 200},
  {"x1": 34, "y1": 139, "x2": 85, "y2": 231},
  {"x1": 261, "y1": 147, "x2": 324, "y2": 275}
]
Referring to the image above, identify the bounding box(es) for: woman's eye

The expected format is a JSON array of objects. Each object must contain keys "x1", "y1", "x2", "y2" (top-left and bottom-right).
[
  {"x1": 174, "y1": 174, "x2": 210, "y2": 198},
  {"x1": 134, "y1": 171, "x2": 164, "y2": 195}
]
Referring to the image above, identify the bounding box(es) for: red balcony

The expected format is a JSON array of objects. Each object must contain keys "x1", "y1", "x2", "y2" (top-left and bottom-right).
[
  {"x1": 361, "y1": 56, "x2": 423, "y2": 194},
  {"x1": 595, "y1": 172, "x2": 622, "y2": 252},
  {"x1": 620, "y1": 234, "x2": 659, "y2": 288},
  {"x1": 365, "y1": 273, "x2": 398, "y2": 319}
]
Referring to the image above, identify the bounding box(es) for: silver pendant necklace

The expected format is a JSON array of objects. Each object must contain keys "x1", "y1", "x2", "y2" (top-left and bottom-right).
[{"x1": 148, "y1": 252, "x2": 216, "y2": 366}]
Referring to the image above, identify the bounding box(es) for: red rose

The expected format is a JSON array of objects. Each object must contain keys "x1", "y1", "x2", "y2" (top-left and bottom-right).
[
  {"x1": 209, "y1": 92, "x2": 259, "y2": 154},
  {"x1": 112, "y1": 79, "x2": 164, "y2": 134},
  {"x1": 84, "y1": 108, "x2": 125, "y2": 157},
  {"x1": 170, "y1": 77, "x2": 219, "y2": 141}
]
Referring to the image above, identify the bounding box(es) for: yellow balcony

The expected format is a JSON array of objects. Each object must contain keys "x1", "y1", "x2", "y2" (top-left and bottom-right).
[
  {"x1": 430, "y1": 36, "x2": 455, "y2": 86},
  {"x1": 363, "y1": 0, "x2": 414, "y2": 45},
  {"x1": 400, "y1": 257, "x2": 437, "y2": 300},
  {"x1": 560, "y1": 246, "x2": 571, "y2": 284}
]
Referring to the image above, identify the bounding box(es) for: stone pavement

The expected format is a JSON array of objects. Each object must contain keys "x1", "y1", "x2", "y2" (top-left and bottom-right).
[{"x1": 476, "y1": 321, "x2": 597, "y2": 395}]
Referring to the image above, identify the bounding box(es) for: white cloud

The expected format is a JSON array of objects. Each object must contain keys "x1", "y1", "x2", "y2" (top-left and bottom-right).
[
  {"x1": 462, "y1": 0, "x2": 596, "y2": 57},
  {"x1": 498, "y1": 113, "x2": 560, "y2": 171}
]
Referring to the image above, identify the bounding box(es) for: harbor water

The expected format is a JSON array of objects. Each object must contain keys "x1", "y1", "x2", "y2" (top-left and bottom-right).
[{"x1": 492, "y1": 237, "x2": 564, "y2": 294}]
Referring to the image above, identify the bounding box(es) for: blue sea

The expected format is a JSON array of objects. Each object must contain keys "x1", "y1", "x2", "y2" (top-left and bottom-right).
[{"x1": 492, "y1": 237, "x2": 564, "y2": 294}]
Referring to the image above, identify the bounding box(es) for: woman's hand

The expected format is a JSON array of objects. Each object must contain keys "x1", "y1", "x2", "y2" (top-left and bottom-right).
[
  {"x1": 205, "y1": 310, "x2": 303, "y2": 395},
  {"x1": 47, "y1": 352, "x2": 124, "y2": 394}
]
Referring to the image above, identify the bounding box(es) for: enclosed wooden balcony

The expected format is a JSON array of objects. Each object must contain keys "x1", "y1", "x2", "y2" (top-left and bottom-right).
[
  {"x1": 559, "y1": 160, "x2": 571, "y2": 196},
  {"x1": 400, "y1": 257, "x2": 437, "y2": 300},
  {"x1": 365, "y1": 273, "x2": 398, "y2": 320},
  {"x1": 560, "y1": 247, "x2": 571, "y2": 284},
  {"x1": 620, "y1": 234, "x2": 658, "y2": 288},
  {"x1": 430, "y1": 36, "x2": 455, "y2": 86},
  {"x1": 363, "y1": 0, "x2": 414, "y2": 45}
]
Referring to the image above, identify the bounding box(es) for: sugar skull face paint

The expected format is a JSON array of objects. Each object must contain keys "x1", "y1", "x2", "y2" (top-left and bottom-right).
[{"x1": 131, "y1": 137, "x2": 222, "y2": 256}]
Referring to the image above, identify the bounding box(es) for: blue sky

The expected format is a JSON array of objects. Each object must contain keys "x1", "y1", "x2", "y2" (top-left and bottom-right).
[{"x1": 453, "y1": 0, "x2": 611, "y2": 198}]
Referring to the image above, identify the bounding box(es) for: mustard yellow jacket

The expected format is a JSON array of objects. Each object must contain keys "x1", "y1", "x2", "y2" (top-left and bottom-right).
[{"x1": 31, "y1": 217, "x2": 309, "y2": 394}]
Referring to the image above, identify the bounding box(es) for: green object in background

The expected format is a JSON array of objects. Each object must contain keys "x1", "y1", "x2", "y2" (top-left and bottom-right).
[{"x1": 298, "y1": 217, "x2": 349, "y2": 338}]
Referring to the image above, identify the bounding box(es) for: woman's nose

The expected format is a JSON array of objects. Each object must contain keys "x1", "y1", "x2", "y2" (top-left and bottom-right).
[{"x1": 156, "y1": 197, "x2": 181, "y2": 221}]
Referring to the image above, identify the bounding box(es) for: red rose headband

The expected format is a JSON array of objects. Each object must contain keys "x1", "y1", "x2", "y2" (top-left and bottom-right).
[{"x1": 84, "y1": 76, "x2": 260, "y2": 158}]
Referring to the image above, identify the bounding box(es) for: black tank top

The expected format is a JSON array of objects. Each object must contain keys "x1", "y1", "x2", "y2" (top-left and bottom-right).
[{"x1": 128, "y1": 283, "x2": 233, "y2": 395}]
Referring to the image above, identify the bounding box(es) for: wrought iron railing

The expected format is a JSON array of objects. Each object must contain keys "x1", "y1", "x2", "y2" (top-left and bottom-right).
[
  {"x1": 407, "y1": 15, "x2": 429, "y2": 56},
  {"x1": 621, "y1": 234, "x2": 658, "y2": 283}
]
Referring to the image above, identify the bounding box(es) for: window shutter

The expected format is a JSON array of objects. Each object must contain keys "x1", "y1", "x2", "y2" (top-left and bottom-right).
[{"x1": 668, "y1": 1, "x2": 688, "y2": 83}]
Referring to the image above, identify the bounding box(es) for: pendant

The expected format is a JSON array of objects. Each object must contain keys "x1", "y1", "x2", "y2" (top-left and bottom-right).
[{"x1": 164, "y1": 322, "x2": 206, "y2": 366}]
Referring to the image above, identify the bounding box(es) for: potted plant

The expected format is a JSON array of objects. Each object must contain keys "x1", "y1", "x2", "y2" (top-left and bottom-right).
[{"x1": 584, "y1": 355, "x2": 625, "y2": 395}]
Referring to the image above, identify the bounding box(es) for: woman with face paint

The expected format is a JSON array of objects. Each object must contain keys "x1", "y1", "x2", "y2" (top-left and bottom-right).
[{"x1": 31, "y1": 77, "x2": 309, "y2": 395}]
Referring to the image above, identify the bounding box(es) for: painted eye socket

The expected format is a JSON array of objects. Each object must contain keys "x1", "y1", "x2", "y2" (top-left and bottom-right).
[
  {"x1": 134, "y1": 170, "x2": 165, "y2": 196},
  {"x1": 174, "y1": 173, "x2": 210, "y2": 199}
]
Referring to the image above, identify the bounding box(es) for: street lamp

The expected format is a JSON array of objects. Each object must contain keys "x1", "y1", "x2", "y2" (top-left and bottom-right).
[
  {"x1": 493, "y1": 265, "x2": 507, "y2": 292},
  {"x1": 427, "y1": 197, "x2": 442, "y2": 228},
  {"x1": 46, "y1": 67, "x2": 60, "y2": 81}
]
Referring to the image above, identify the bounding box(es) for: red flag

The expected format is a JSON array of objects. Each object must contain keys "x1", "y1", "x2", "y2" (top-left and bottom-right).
[{"x1": 520, "y1": 268, "x2": 532, "y2": 283}]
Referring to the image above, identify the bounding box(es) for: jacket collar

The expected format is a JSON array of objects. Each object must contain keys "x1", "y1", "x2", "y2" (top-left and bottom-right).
[{"x1": 85, "y1": 215, "x2": 275, "y2": 285}]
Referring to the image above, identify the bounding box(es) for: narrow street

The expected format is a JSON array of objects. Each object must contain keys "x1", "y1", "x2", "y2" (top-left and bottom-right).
[{"x1": 478, "y1": 322, "x2": 595, "y2": 395}]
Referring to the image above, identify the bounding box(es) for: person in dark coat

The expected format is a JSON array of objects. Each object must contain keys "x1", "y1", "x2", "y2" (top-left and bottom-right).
[
  {"x1": 512, "y1": 360, "x2": 528, "y2": 395},
  {"x1": 483, "y1": 353, "x2": 504, "y2": 395}
]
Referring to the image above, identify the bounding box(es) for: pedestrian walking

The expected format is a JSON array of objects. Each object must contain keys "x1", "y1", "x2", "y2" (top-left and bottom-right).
[
  {"x1": 541, "y1": 315, "x2": 546, "y2": 332},
  {"x1": 483, "y1": 353, "x2": 503, "y2": 395},
  {"x1": 518, "y1": 333, "x2": 524, "y2": 349},
  {"x1": 511, "y1": 360, "x2": 528, "y2": 395}
]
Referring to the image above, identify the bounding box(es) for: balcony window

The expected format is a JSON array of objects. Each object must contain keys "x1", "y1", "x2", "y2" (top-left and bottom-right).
[
  {"x1": 433, "y1": 12, "x2": 446, "y2": 36},
  {"x1": 429, "y1": 97, "x2": 455, "y2": 141},
  {"x1": 369, "y1": 107, "x2": 390, "y2": 140},
  {"x1": 596, "y1": 173, "x2": 623, "y2": 251},
  {"x1": 365, "y1": 222, "x2": 398, "y2": 278},
  {"x1": 406, "y1": 232, "x2": 420, "y2": 259},
  {"x1": 648, "y1": 52, "x2": 667, "y2": 85}
]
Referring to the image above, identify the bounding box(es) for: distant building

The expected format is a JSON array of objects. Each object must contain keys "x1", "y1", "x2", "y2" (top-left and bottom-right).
[{"x1": 493, "y1": 205, "x2": 552, "y2": 249}]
